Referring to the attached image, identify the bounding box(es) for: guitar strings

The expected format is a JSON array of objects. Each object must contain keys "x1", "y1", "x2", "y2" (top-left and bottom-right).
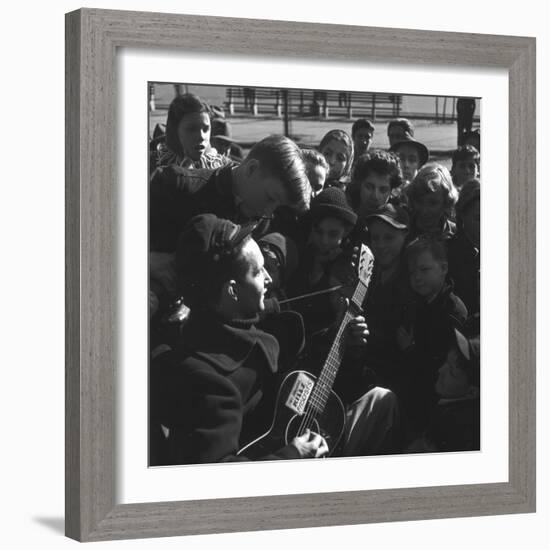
[
  {"x1": 294, "y1": 255, "x2": 372, "y2": 450},
  {"x1": 296, "y1": 308, "x2": 355, "y2": 439}
]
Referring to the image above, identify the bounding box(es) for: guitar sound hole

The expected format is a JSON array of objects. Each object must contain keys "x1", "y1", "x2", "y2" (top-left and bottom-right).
[{"x1": 285, "y1": 414, "x2": 320, "y2": 444}]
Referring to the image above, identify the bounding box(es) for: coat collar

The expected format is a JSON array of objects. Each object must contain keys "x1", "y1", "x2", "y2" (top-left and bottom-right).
[{"x1": 181, "y1": 311, "x2": 280, "y2": 374}]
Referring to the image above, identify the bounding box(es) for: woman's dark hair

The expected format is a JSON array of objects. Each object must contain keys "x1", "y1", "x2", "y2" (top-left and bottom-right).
[
  {"x1": 165, "y1": 93, "x2": 210, "y2": 156},
  {"x1": 347, "y1": 150, "x2": 403, "y2": 210}
]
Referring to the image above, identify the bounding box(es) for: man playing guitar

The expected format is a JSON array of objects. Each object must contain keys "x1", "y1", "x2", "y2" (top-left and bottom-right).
[{"x1": 150, "y1": 214, "x2": 399, "y2": 465}]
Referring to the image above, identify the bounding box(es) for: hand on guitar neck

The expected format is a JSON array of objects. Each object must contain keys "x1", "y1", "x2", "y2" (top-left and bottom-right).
[{"x1": 290, "y1": 429, "x2": 329, "y2": 458}]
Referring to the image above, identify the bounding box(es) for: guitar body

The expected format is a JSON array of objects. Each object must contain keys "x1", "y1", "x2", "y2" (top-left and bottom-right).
[{"x1": 238, "y1": 370, "x2": 346, "y2": 459}]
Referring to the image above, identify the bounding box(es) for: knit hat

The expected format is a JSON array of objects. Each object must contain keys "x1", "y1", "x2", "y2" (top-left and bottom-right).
[
  {"x1": 176, "y1": 214, "x2": 256, "y2": 300},
  {"x1": 390, "y1": 136, "x2": 430, "y2": 167},
  {"x1": 366, "y1": 203, "x2": 410, "y2": 230},
  {"x1": 310, "y1": 187, "x2": 358, "y2": 227},
  {"x1": 258, "y1": 232, "x2": 299, "y2": 281}
]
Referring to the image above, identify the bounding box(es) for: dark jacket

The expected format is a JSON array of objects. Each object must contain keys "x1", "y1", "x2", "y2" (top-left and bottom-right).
[
  {"x1": 150, "y1": 164, "x2": 270, "y2": 253},
  {"x1": 427, "y1": 390, "x2": 480, "y2": 452},
  {"x1": 150, "y1": 164, "x2": 237, "y2": 252},
  {"x1": 411, "y1": 283, "x2": 468, "y2": 370},
  {"x1": 447, "y1": 232, "x2": 480, "y2": 315},
  {"x1": 401, "y1": 283, "x2": 468, "y2": 431},
  {"x1": 362, "y1": 262, "x2": 416, "y2": 389},
  {"x1": 150, "y1": 311, "x2": 301, "y2": 465}
]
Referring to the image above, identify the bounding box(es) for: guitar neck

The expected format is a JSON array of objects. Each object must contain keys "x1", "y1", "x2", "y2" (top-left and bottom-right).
[{"x1": 309, "y1": 281, "x2": 368, "y2": 412}]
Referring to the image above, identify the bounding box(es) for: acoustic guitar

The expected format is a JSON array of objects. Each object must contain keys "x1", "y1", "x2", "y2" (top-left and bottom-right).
[{"x1": 238, "y1": 244, "x2": 374, "y2": 459}]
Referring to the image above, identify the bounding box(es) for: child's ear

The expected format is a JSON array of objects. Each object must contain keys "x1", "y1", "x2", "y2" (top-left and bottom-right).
[{"x1": 441, "y1": 261, "x2": 448, "y2": 275}]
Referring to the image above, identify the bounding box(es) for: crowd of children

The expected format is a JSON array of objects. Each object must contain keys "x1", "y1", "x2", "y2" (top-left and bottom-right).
[{"x1": 149, "y1": 92, "x2": 481, "y2": 463}]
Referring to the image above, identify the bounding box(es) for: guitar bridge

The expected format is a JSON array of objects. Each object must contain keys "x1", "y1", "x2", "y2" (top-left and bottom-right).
[{"x1": 285, "y1": 372, "x2": 314, "y2": 415}]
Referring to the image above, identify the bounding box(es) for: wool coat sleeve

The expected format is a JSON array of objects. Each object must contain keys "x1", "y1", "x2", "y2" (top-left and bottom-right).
[{"x1": 161, "y1": 357, "x2": 300, "y2": 464}]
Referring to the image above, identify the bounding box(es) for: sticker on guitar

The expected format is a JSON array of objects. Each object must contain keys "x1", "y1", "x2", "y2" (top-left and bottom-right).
[{"x1": 284, "y1": 371, "x2": 315, "y2": 415}]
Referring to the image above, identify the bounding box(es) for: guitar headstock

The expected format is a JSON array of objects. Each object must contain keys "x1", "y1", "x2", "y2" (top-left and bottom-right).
[
  {"x1": 357, "y1": 244, "x2": 375, "y2": 287},
  {"x1": 350, "y1": 244, "x2": 374, "y2": 309}
]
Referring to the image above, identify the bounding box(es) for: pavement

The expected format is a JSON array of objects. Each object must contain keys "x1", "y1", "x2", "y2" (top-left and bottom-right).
[{"x1": 149, "y1": 110, "x2": 460, "y2": 170}]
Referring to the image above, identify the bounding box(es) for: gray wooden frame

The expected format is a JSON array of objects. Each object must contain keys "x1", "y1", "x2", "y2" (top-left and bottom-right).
[{"x1": 65, "y1": 8, "x2": 536, "y2": 542}]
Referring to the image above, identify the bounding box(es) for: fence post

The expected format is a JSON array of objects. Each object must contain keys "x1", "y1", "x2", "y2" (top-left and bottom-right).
[
  {"x1": 371, "y1": 94, "x2": 376, "y2": 122},
  {"x1": 227, "y1": 88, "x2": 234, "y2": 115},
  {"x1": 148, "y1": 83, "x2": 155, "y2": 112},
  {"x1": 347, "y1": 93, "x2": 352, "y2": 119},
  {"x1": 283, "y1": 89, "x2": 290, "y2": 137},
  {"x1": 299, "y1": 90, "x2": 304, "y2": 116},
  {"x1": 275, "y1": 90, "x2": 282, "y2": 118},
  {"x1": 323, "y1": 93, "x2": 329, "y2": 118}
]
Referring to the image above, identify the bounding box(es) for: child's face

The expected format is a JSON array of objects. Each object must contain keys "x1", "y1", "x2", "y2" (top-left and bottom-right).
[
  {"x1": 369, "y1": 219, "x2": 407, "y2": 269},
  {"x1": 408, "y1": 250, "x2": 447, "y2": 301},
  {"x1": 240, "y1": 164, "x2": 290, "y2": 219},
  {"x1": 309, "y1": 164, "x2": 327, "y2": 197},
  {"x1": 452, "y1": 159, "x2": 479, "y2": 189},
  {"x1": 353, "y1": 128, "x2": 373, "y2": 156},
  {"x1": 310, "y1": 217, "x2": 347, "y2": 257},
  {"x1": 321, "y1": 139, "x2": 349, "y2": 180},
  {"x1": 395, "y1": 144, "x2": 420, "y2": 183},
  {"x1": 359, "y1": 171, "x2": 392, "y2": 213},
  {"x1": 461, "y1": 198, "x2": 480, "y2": 248},
  {"x1": 435, "y1": 347, "x2": 470, "y2": 398},
  {"x1": 177, "y1": 112, "x2": 211, "y2": 161},
  {"x1": 412, "y1": 188, "x2": 446, "y2": 232}
]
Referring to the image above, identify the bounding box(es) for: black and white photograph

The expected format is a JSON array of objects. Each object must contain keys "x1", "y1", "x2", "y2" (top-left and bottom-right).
[{"x1": 148, "y1": 83, "x2": 481, "y2": 466}]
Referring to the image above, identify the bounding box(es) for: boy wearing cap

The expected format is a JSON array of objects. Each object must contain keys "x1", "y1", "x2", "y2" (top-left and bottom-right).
[
  {"x1": 387, "y1": 118, "x2": 415, "y2": 147},
  {"x1": 389, "y1": 135, "x2": 430, "y2": 186},
  {"x1": 150, "y1": 134, "x2": 311, "y2": 253},
  {"x1": 287, "y1": 188, "x2": 362, "y2": 395},
  {"x1": 360, "y1": 204, "x2": 415, "y2": 392},
  {"x1": 289, "y1": 188, "x2": 358, "y2": 316}
]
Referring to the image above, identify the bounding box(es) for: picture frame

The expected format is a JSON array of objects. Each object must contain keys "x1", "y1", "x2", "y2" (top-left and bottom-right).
[{"x1": 65, "y1": 7, "x2": 536, "y2": 542}]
